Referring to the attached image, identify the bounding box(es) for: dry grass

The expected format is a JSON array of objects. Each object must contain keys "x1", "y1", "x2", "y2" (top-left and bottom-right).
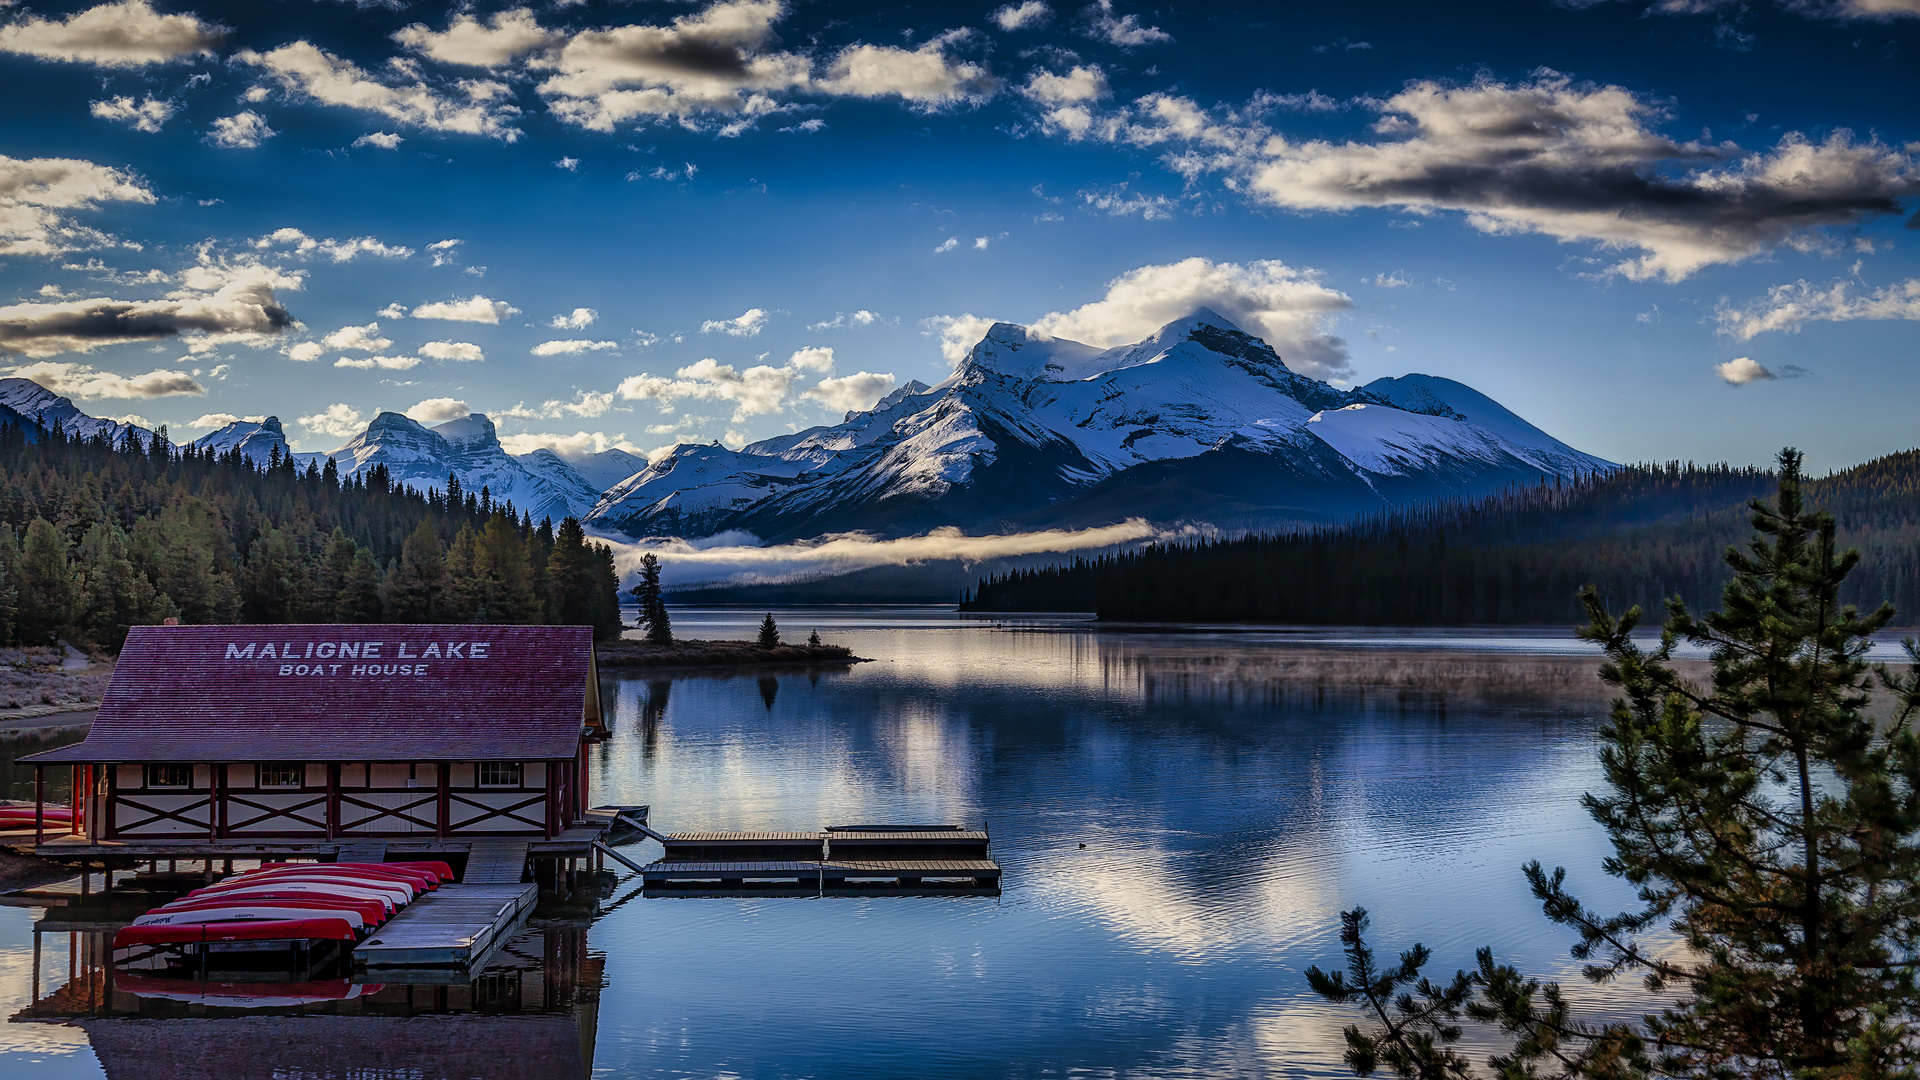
[{"x1": 0, "y1": 647, "x2": 112, "y2": 711}]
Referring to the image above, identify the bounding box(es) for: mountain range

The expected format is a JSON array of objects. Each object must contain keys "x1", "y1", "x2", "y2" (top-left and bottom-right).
[{"x1": 0, "y1": 309, "x2": 1613, "y2": 540}]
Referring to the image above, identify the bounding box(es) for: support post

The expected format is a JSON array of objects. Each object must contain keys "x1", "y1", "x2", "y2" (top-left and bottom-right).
[
  {"x1": 437, "y1": 762, "x2": 449, "y2": 839},
  {"x1": 326, "y1": 763, "x2": 340, "y2": 840},
  {"x1": 33, "y1": 765, "x2": 44, "y2": 847}
]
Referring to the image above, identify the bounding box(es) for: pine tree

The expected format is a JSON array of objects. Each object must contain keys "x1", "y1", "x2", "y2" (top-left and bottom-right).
[
  {"x1": 16, "y1": 517, "x2": 72, "y2": 644},
  {"x1": 383, "y1": 518, "x2": 450, "y2": 622},
  {"x1": 807, "y1": 629, "x2": 821, "y2": 647},
  {"x1": 545, "y1": 516, "x2": 591, "y2": 625},
  {"x1": 587, "y1": 541, "x2": 623, "y2": 641},
  {"x1": 757, "y1": 612, "x2": 780, "y2": 649},
  {"x1": 336, "y1": 550, "x2": 385, "y2": 623},
  {"x1": 629, "y1": 552, "x2": 672, "y2": 645},
  {"x1": 1308, "y1": 449, "x2": 1920, "y2": 1079}
]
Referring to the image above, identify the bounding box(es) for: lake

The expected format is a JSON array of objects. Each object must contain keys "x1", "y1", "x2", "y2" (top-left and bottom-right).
[{"x1": 2, "y1": 607, "x2": 1675, "y2": 1078}]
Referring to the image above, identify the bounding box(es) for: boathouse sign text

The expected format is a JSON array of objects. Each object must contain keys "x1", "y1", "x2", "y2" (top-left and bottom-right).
[{"x1": 221, "y1": 640, "x2": 493, "y2": 678}]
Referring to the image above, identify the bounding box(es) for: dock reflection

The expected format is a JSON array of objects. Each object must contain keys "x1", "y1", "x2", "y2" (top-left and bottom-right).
[{"x1": 12, "y1": 904, "x2": 605, "y2": 1079}]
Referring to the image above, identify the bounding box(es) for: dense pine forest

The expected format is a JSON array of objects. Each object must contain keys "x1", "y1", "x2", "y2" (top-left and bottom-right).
[
  {"x1": 0, "y1": 421, "x2": 624, "y2": 650},
  {"x1": 962, "y1": 451, "x2": 1920, "y2": 625}
]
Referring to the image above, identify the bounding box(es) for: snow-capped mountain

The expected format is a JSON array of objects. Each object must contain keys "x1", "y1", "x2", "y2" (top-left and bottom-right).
[
  {"x1": 0, "y1": 378, "x2": 149, "y2": 444},
  {"x1": 563, "y1": 447, "x2": 651, "y2": 491},
  {"x1": 190, "y1": 416, "x2": 290, "y2": 464},
  {"x1": 327, "y1": 411, "x2": 600, "y2": 524},
  {"x1": 588, "y1": 309, "x2": 1613, "y2": 541}
]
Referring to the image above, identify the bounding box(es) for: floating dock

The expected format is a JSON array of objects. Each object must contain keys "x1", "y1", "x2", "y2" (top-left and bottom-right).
[
  {"x1": 636, "y1": 824, "x2": 1000, "y2": 895},
  {"x1": 353, "y1": 841, "x2": 536, "y2": 970}
]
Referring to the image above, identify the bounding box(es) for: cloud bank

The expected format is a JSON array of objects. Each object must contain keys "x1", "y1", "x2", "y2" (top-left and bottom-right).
[
  {"x1": 0, "y1": 0, "x2": 226, "y2": 68},
  {"x1": 604, "y1": 517, "x2": 1167, "y2": 587},
  {"x1": 1717, "y1": 278, "x2": 1920, "y2": 340},
  {"x1": 0, "y1": 153, "x2": 154, "y2": 256}
]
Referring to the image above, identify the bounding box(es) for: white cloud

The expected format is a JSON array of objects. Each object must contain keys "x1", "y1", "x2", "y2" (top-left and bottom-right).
[
  {"x1": 550, "y1": 306, "x2": 597, "y2": 329},
  {"x1": 420, "y1": 339, "x2": 484, "y2": 361},
  {"x1": 236, "y1": 40, "x2": 522, "y2": 141},
  {"x1": 1082, "y1": 0, "x2": 1171, "y2": 46},
  {"x1": 205, "y1": 111, "x2": 275, "y2": 149},
  {"x1": 531, "y1": 338, "x2": 619, "y2": 356},
  {"x1": 0, "y1": 0, "x2": 226, "y2": 68},
  {"x1": 286, "y1": 341, "x2": 324, "y2": 362},
  {"x1": 0, "y1": 258, "x2": 299, "y2": 358},
  {"x1": 1715, "y1": 277, "x2": 1920, "y2": 340},
  {"x1": 185, "y1": 412, "x2": 260, "y2": 429},
  {"x1": 3, "y1": 360, "x2": 203, "y2": 398},
  {"x1": 352, "y1": 131, "x2": 403, "y2": 149},
  {"x1": 404, "y1": 397, "x2": 469, "y2": 423},
  {"x1": 1371, "y1": 271, "x2": 1411, "y2": 288},
  {"x1": 923, "y1": 313, "x2": 998, "y2": 365},
  {"x1": 499, "y1": 390, "x2": 615, "y2": 420},
  {"x1": 409, "y1": 294, "x2": 518, "y2": 322},
  {"x1": 393, "y1": 8, "x2": 557, "y2": 68},
  {"x1": 377, "y1": 302, "x2": 407, "y2": 319},
  {"x1": 1080, "y1": 183, "x2": 1176, "y2": 220},
  {"x1": 814, "y1": 36, "x2": 999, "y2": 107},
  {"x1": 335, "y1": 354, "x2": 421, "y2": 370},
  {"x1": 617, "y1": 356, "x2": 797, "y2": 421},
  {"x1": 1030, "y1": 256, "x2": 1355, "y2": 379},
  {"x1": 803, "y1": 370, "x2": 895, "y2": 412},
  {"x1": 296, "y1": 402, "x2": 364, "y2": 439},
  {"x1": 498, "y1": 429, "x2": 637, "y2": 456},
  {"x1": 255, "y1": 229, "x2": 414, "y2": 262},
  {"x1": 426, "y1": 237, "x2": 462, "y2": 267},
  {"x1": 1715, "y1": 357, "x2": 1775, "y2": 385},
  {"x1": 1024, "y1": 64, "x2": 1106, "y2": 106},
  {"x1": 608, "y1": 518, "x2": 1167, "y2": 587},
  {"x1": 534, "y1": 1, "x2": 996, "y2": 132},
  {"x1": 0, "y1": 152, "x2": 154, "y2": 256},
  {"x1": 1230, "y1": 75, "x2": 1920, "y2": 281},
  {"x1": 322, "y1": 321, "x2": 392, "y2": 353},
  {"x1": 809, "y1": 309, "x2": 882, "y2": 331},
  {"x1": 973, "y1": 236, "x2": 989, "y2": 249},
  {"x1": 533, "y1": 0, "x2": 810, "y2": 131},
  {"x1": 554, "y1": 155, "x2": 580, "y2": 171},
  {"x1": 700, "y1": 307, "x2": 768, "y2": 336},
  {"x1": 89, "y1": 94, "x2": 175, "y2": 132},
  {"x1": 788, "y1": 346, "x2": 834, "y2": 373},
  {"x1": 933, "y1": 236, "x2": 959, "y2": 253},
  {"x1": 991, "y1": 2, "x2": 1053, "y2": 31}
]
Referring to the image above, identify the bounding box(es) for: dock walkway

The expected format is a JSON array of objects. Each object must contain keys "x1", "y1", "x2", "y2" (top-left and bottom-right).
[
  {"x1": 638, "y1": 825, "x2": 1000, "y2": 894},
  {"x1": 352, "y1": 841, "x2": 534, "y2": 969}
]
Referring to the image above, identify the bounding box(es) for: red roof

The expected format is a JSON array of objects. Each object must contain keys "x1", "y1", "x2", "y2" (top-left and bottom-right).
[{"x1": 23, "y1": 625, "x2": 594, "y2": 763}]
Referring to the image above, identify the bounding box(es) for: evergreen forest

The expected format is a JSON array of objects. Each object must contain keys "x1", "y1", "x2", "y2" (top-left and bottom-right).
[
  {"x1": 0, "y1": 420, "x2": 626, "y2": 650},
  {"x1": 961, "y1": 450, "x2": 1920, "y2": 625}
]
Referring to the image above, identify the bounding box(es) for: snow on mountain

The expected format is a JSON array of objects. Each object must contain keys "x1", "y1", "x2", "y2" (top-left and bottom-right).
[
  {"x1": 0, "y1": 378, "x2": 149, "y2": 444},
  {"x1": 588, "y1": 308, "x2": 1614, "y2": 541},
  {"x1": 561, "y1": 447, "x2": 651, "y2": 491},
  {"x1": 189, "y1": 416, "x2": 289, "y2": 464},
  {"x1": 590, "y1": 443, "x2": 809, "y2": 539},
  {"x1": 327, "y1": 411, "x2": 599, "y2": 524}
]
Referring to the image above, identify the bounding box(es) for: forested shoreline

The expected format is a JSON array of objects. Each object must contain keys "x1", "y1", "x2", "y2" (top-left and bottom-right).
[
  {"x1": 962, "y1": 452, "x2": 1920, "y2": 625},
  {"x1": 0, "y1": 421, "x2": 624, "y2": 650}
]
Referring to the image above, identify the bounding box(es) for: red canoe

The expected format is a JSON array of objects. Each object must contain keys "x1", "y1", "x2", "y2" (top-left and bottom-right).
[
  {"x1": 114, "y1": 918, "x2": 357, "y2": 950},
  {"x1": 263, "y1": 860, "x2": 452, "y2": 885},
  {"x1": 189, "y1": 877, "x2": 411, "y2": 909},
  {"x1": 245, "y1": 865, "x2": 434, "y2": 891},
  {"x1": 151, "y1": 895, "x2": 385, "y2": 927}
]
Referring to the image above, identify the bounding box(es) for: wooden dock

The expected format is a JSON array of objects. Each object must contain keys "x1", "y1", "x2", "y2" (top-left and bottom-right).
[
  {"x1": 352, "y1": 881, "x2": 538, "y2": 969},
  {"x1": 638, "y1": 824, "x2": 1000, "y2": 895}
]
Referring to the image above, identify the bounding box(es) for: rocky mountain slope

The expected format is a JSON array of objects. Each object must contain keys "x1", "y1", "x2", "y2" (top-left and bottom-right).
[{"x1": 587, "y1": 309, "x2": 1612, "y2": 541}]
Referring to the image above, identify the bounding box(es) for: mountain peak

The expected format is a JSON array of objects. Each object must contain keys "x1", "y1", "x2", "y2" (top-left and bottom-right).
[{"x1": 432, "y1": 412, "x2": 497, "y2": 448}]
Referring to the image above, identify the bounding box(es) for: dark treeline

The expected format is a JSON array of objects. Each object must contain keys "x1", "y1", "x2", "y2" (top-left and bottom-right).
[
  {"x1": 962, "y1": 452, "x2": 1920, "y2": 625},
  {"x1": 0, "y1": 420, "x2": 624, "y2": 650}
]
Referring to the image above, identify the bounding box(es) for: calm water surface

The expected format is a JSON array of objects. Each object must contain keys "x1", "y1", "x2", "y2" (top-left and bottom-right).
[{"x1": 3, "y1": 608, "x2": 1661, "y2": 1078}]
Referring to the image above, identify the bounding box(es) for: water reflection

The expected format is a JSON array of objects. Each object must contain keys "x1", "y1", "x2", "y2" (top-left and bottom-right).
[
  {"x1": 5, "y1": 611, "x2": 1664, "y2": 1078},
  {"x1": 11, "y1": 906, "x2": 603, "y2": 1080}
]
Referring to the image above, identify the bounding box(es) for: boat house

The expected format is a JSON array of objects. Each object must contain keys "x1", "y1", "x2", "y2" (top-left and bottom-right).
[{"x1": 19, "y1": 625, "x2": 605, "y2": 849}]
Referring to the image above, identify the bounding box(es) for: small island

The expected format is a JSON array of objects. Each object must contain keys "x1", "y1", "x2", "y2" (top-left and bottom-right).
[{"x1": 597, "y1": 637, "x2": 868, "y2": 670}]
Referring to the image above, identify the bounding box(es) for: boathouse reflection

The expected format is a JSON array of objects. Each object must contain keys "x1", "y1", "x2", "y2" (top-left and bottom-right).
[{"x1": 13, "y1": 916, "x2": 604, "y2": 1079}]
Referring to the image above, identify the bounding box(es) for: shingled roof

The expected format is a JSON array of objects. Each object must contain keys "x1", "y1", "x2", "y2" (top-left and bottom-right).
[{"x1": 22, "y1": 625, "x2": 597, "y2": 763}]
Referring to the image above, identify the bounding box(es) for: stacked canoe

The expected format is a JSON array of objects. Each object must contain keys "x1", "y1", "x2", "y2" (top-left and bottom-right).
[{"x1": 112, "y1": 861, "x2": 454, "y2": 960}]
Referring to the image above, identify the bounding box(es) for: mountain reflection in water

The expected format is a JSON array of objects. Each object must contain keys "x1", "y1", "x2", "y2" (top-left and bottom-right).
[{"x1": 4, "y1": 609, "x2": 1659, "y2": 1078}]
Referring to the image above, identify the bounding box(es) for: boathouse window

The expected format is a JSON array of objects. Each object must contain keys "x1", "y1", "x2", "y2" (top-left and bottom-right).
[
  {"x1": 259, "y1": 763, "x2": 303, "y2": 788},
  {"x1": 477, "y1": 762, "x2": 523, "y2": 788},
  {"x1": 145, "y1": 763, "x2": 191, "y2": 788}
]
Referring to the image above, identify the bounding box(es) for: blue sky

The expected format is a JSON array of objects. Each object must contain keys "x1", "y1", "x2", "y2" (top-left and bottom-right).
[{"x1": 0, "y1": 0, "x2": 1915, "y2": 471}]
